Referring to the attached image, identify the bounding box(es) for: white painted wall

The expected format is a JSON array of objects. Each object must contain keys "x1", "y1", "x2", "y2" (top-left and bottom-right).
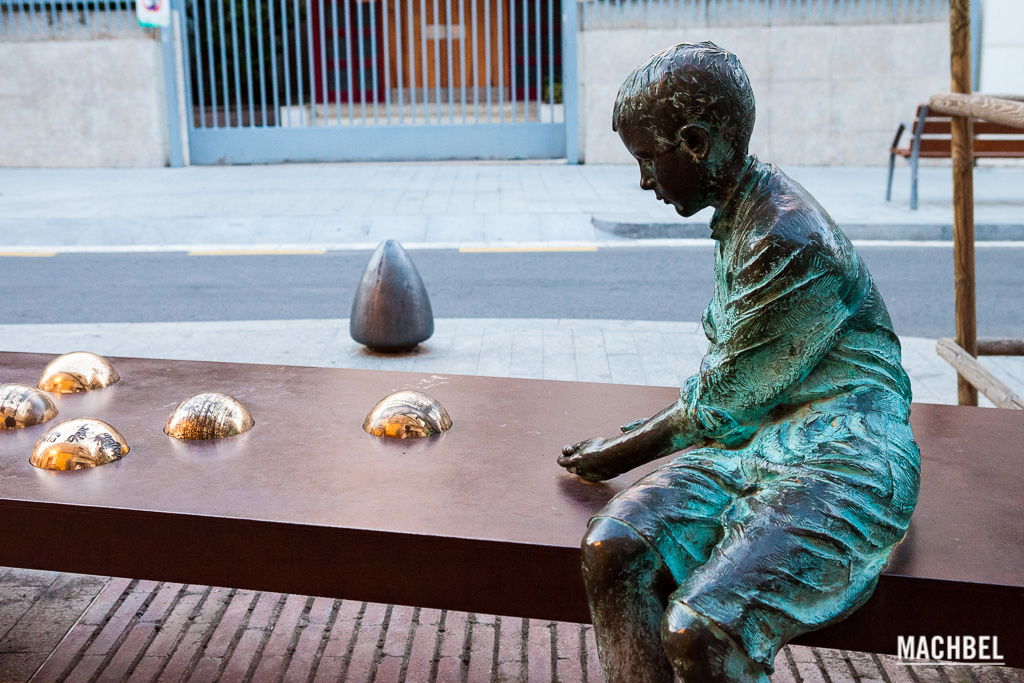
[
  {"x1": 579, "y1": 22, "x2": 950, "y2": 165},
  {"x1": 0, "y1": 35, "x2": 168, "y2": 167},
  {"x1": 979, "y1": 0, "x2": 1024, "y2": 94}
]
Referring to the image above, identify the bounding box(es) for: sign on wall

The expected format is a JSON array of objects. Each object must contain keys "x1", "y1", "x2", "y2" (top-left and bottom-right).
[{"x1": 136, "y1": 0, "x2": 169, "y2": 28}]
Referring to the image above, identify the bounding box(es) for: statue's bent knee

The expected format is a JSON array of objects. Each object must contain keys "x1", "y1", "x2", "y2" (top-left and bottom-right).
[
  {"x1": 581, "y1": 517, "x2": 656, "y2": 581},
  {"x1": 661, "y1": 601, "x2": 769, "y2": 683}
]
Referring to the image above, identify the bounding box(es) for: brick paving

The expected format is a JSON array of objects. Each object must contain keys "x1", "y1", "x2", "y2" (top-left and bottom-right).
[
  {"x1": 0, "y1": 569, "x2": 108, "y2": 682},
  {"x1": 2, "y1": 573, "x2": 1020, "y2": 682},
  {"x1": 15, "y1": 580, "x2": 610, "y2": 682}
]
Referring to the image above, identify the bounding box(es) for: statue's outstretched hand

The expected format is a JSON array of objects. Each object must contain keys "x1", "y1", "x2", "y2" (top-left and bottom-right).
[
  {"x1": 558, "y1": 438, "x2": 619, "y2": 482},
  {"x1": 559, "y1": 405, "x2": 699, "y2": 482}
]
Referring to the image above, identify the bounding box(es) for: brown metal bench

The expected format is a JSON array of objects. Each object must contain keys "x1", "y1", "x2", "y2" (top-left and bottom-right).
[
  {"x1": 0, "y1": 352, "x2": 1021, "y2": 666},
  {"x1": 886, "y1": 102, "x2": 1024, "y2": 210}
]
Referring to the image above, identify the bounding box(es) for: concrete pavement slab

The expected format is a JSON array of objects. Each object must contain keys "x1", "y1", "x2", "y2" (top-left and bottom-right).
[
  {"x1": 0, "y1": 317, "x2": 1019, "y2": 406},
  {"x1": 1, "y1": 163, "x2": 1021, "y2": 250}
]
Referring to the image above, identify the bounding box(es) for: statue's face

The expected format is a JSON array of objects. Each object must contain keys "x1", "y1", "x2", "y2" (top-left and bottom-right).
[{"x1": 617, "y1": 117, "x2": 712, "y2": 218}]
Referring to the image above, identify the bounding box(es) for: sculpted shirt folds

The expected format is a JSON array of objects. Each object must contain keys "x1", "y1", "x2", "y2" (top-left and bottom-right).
[{"x1": 682, "y1": 158, "x2": 912, "y2": 447}]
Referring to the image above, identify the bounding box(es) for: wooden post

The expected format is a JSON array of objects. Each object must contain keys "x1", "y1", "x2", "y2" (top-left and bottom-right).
[
  {"x1": 928, "y1": 93, "x2": 1024, "y2": 130},
  {"x1": 977, "y1": 338, "x2": 1024, "y2": 356},
  {"x1": 950, "y1": 0, "x2": 977, "y2": 406},
  {"x1": 936, "y1": 339, "x2": 1024, "y2": 410}
]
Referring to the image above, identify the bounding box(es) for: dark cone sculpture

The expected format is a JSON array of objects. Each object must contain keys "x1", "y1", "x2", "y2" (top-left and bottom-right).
[{"x1": 350, "y1": 239, "x2": 434, "y2": 352}]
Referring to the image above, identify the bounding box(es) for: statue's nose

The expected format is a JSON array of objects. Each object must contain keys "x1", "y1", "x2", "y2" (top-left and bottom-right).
[{"x1": 640, "y1": 175, "x2": 655, "y2": 190}]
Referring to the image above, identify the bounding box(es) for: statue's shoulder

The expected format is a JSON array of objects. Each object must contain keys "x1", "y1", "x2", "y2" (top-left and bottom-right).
[
  {"x1": 757, "y1": 163, "x2": 851, "y2": 264},
  {"x1": 731, "y1": 163, "x2": 857, "y2": 280}
]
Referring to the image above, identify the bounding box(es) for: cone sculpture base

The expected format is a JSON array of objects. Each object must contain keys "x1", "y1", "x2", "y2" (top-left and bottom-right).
[
  {"x1": 365, "y1": 344, "x2": 422, "y2": 355},
  {"x1": 350, "y1": 240, "x2": 434, "y2": 351}
]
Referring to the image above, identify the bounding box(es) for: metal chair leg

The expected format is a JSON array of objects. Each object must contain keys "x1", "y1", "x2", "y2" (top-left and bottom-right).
[
  {"x1": 886, "y1": 153, "x2": 896, "y2": 201},
  {"x1": 886, "y1": 122, "x2": 907, "y2": 204},
  {"x1": 909, "y1": 107, "x2": 927, "y2": 211},
  {"x1": 910, "y1": 155, "x2": 919, "y2": 211}
]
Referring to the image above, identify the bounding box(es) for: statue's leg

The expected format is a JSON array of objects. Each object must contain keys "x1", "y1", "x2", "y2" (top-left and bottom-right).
[
  {"x1": 580, "y1": 452, "x2": 744, "y2": 680},
  {"x1": 581, "y1": 517, "x2": 676, "y2": 683},
  {"x1": 661, "y1": 601, "x2": 770, "y2": 682},
  {"x1": 660, "y1": 466, "x2": 916, "y2": 681}
]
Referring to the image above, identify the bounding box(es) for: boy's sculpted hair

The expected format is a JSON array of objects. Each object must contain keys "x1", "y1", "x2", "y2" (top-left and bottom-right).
[{"x1": 613, "y1": 42, "x2": 756, "y2": 158}]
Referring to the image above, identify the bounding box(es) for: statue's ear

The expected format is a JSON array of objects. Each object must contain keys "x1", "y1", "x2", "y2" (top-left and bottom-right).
[{"x1": 680, "y1": 125, "x2": 710, "y2": 160}]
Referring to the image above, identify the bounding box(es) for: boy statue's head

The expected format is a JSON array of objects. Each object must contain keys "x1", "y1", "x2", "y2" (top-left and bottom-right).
[{"x1": 613, "y1": 42, "x2": 755, "y2": 217}]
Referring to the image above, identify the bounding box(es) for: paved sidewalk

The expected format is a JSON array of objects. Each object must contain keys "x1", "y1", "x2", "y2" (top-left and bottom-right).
[
  {"x1": 14, "y1": 573, "x2": 1015, "y2": 683},
  {"x1": 0, "y1": 318, "x2": 1021, "y2": 405},
  {"x1": 0, "y1": 163, "x2": 1022, "y2": 251}
]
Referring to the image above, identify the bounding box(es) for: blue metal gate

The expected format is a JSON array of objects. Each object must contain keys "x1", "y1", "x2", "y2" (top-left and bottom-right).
[{"x1": 175, "y1": 0, "x2": 576, "y2": 163}]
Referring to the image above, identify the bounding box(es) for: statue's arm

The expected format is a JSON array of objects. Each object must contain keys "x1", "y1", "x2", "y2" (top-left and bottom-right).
[
  {"x1": 690, "y1": 239, "x2": 859, "y2": 445},
  {"x1": 558, "y1": 229, "x2": 860, "y2": 482},
  {"x1": 558, "y1": 400, "x2": 707, "y2": 481}
]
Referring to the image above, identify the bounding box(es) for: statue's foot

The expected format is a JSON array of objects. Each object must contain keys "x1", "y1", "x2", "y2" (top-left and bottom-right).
[{"x1": 661, "y1": 602, "x2": 770, "y2": 683}]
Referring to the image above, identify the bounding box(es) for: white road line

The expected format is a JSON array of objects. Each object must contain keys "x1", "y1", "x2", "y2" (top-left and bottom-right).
[
  {"x1": 850, "y1": 239, "x2": 1024, "y2": 248},
  {"x1": 459, "y1": 245, "x2": 599, "y2": 253},
  {"x1": 188, "y1": 248, "x2": 327, "y2": 256}
]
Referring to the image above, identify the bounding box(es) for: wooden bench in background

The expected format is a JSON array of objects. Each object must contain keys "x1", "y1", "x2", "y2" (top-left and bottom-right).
[
  {"x1": 0, "y1": 352, "x2": 1021, "y2": 666},
  {"x1": 886, "y1": 100, "x2": 1024, "y2": 210}
]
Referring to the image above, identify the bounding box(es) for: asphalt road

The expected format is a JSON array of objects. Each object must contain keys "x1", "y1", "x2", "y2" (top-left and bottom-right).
[{"x1": 1, "y1": 246, "x2": 1020, "y2": 339}]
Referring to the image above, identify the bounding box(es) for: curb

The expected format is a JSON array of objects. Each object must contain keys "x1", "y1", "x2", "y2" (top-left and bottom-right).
[{"x1": 592, "y1": 216, "x2": 1024, "y2": 241}]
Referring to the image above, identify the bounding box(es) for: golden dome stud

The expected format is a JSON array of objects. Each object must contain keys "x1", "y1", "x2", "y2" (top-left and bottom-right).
[
  {"x1": 30, "y1": 418, "x2": 129, "y2": 471},
  {"x1": 164, "y1": 392, "x2": 255, "y2": 440},
  {"x1": 37, "y1": 352, "x2": 120, "y2": 394},
  {"x1": 0, "y1": 384, "x2": 57, "y2": 429},
  {"x1": 363, "y1": 390, "x2": 452, "y2": 439}
]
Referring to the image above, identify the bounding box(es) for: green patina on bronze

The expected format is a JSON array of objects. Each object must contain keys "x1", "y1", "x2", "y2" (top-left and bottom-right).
[{"x1": 558, "y1": 42, "x2": 920, "y2": 682}]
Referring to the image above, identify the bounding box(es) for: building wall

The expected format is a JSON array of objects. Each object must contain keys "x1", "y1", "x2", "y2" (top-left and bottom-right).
[
  {"x1": 979, "y1": 0, "x2": 1024, "y2": 94},
  {"x1": 0, "y1": 24, "x2": 168, "y2": 167},
  {"x1": 578, "y1": 22, "x2": 950, "y2": 165}
]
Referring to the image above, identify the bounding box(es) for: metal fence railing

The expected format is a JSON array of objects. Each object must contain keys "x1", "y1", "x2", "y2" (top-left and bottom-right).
[
  {"x1": 181, "y1": 0, "x2": 565, "y2": 129},
  {"x1": 0, "y1": 0, "x2": 150, "y2": 38},
  {"x1": 581, "y1": 0, "x2": 949, "y2": 30},
  {"x1": 179, "y1": 0, "x2": 574, "y2": 162}
]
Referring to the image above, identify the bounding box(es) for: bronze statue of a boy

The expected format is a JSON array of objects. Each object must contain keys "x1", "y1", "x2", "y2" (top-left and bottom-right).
[{"x1": 558, "y1": 42, "x2": 920, "y2": 682}]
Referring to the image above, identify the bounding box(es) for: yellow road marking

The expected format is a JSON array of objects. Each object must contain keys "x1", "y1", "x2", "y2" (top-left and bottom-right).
[
  {"x1": 0, "y1": 252, "x2": 56, "y2": 257},
  {"x1": 458, "y1": 246, "x2": 598, "y2": 253},
  {"x1": 188, "y1": 249, "x2": 327, "y2": 256}
]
